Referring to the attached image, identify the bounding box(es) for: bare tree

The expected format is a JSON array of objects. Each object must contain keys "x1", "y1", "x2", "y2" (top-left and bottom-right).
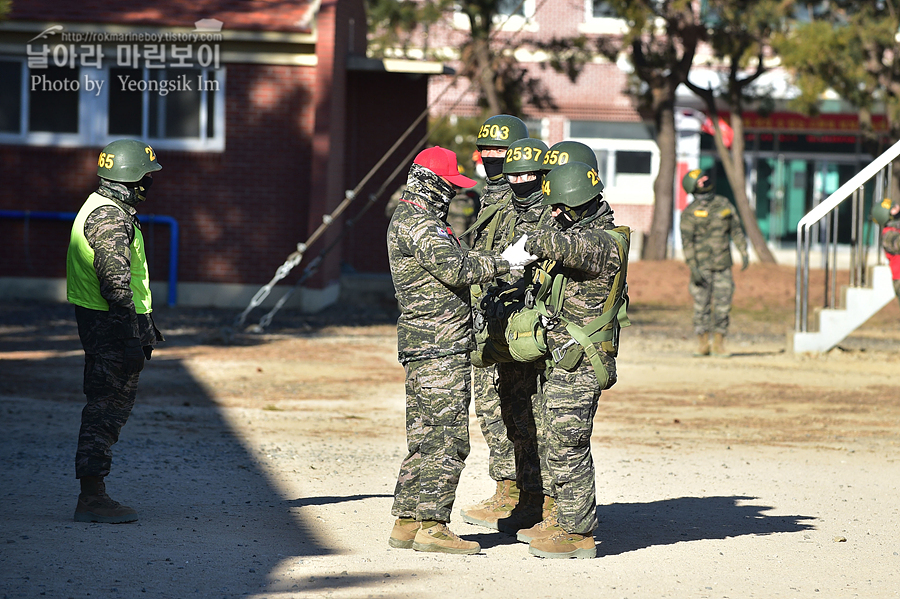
[{"x1": 597, "y1": 0, "x2": 704, "y2": 260}]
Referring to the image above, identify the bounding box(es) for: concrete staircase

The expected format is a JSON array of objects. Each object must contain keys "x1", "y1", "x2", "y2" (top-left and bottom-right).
[{"x1": 792, "y1": 265, "x2": 895, "y2": 352}]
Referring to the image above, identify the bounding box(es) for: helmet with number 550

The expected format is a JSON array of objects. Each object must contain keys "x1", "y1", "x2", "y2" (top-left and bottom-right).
[
  {"x1": 97, "y1": 139, "x2": 162, "y2": 183},
  {"x1": 542, "y1": 140, "x2": 598, "y2": 172}
]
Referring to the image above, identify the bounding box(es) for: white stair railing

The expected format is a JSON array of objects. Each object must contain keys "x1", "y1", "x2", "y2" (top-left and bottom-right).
[{"x1": 795, "y1": 139, "x2": 900, "y2": 344}]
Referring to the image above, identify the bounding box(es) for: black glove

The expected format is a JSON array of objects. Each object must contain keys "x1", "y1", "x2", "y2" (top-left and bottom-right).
[
  {"x1": 689, "y1": 264, "x2": 707, "y2": 286},
  {"x1": 143, "y1": 345, "x2": 153, "y2": 360},
  {"x1": 122, "y1": 338, "x2": 145, "y2": 373}
]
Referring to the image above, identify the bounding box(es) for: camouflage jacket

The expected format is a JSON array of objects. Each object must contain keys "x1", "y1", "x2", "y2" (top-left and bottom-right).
[
  {"x1": 525, "y1": 204, "x2": 622, "y2": 375},
  {"x1": 79, "y1": 180, "x2": 163, "y2": 345},
  {"x1": 387, "y1": 165, "x2": 509, "y2": 364},
  {"x1": 471, "y1": 179, "x2": 516, "y2": 253},
  {"x1": 680, "y1": 193, "x2": 749, "y2": 271}
]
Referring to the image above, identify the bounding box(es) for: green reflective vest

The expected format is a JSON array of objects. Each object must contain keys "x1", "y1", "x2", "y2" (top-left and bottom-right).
[{"x1": 66, "y1": 193, "x2": 152, "y2": 314}]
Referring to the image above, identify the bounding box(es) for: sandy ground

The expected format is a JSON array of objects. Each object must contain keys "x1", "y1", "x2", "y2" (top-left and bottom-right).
[{"x1": 1, "y1": 261, "x2": 899, "y2": 599}]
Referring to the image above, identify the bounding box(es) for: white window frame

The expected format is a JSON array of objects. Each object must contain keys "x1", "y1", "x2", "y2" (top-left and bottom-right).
[
  {"x1": 567, "y1": 132, "x2": 659, "y2": 206},
  {"x1": 579, "y1": 0, "x2": 629, "y2": 35},
  {"x1": 452, "y1": 0, "x2": 539, "y2": 33},
  {"x1": 0, "y1": 55, "x2": 226, "y2": 151}
]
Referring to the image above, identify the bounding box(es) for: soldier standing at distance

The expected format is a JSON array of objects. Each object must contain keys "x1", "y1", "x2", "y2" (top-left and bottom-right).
[
  {"x1": 67, "y1": 139, "x2": 165, "y2": 523},
  {"x1": 679, "y1": 168, "x2": 749, "y2": 357},
  {"x1": 386, "y1": 146, "x2": 529, "y2": 555},
  {"x1": 872, "y1": 197, "x2": 900, "y2": 308}
]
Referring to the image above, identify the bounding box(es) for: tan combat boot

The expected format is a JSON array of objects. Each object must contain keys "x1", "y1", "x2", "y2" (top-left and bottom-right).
[
  {"x1": 712, "y1": 332, "x2": 731, "y2": 357},
  {"x1": 529, "y1": 530, "x2": 596, "y2": 559},
  {"x1": 497, "y1": 490, "x2": 544, "y2": 534},
  {"x1": 412, "y1": 521, "x2": 480, "y2": 555},
  {"x1": 388, "y1": 518, "x2": 420, "y2": 549},
  {"x1": 516, "y1": 496, "x2": 559, "y2": 543},
  {"x1": 459, "y1": 479, "x2": 518, "y2": 530},
  {"x1": 74, "y1": 476, "x2": 138, "y2": 523},
  {"x1": 693, "y1": 333, "x2": 710, "y2": 357}
]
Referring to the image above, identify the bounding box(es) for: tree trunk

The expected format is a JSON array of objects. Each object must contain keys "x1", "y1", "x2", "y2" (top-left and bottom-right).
[
  {"x1": 644, "y1": 103, "x2": 678, "y2": 260},
  {"x1": 714, "y1": 113, "x2": 777, "y2": 264}
]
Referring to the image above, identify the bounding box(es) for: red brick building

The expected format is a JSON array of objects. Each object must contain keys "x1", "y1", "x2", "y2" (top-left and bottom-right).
[
  {"x1": 0, "y1": 0, "x2": 439, "y2": 310},
  {"x1": 416, "y1": 1, "x2": 656, "y2": 240}
]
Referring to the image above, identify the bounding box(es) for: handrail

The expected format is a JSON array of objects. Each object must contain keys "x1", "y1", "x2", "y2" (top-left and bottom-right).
[
  {"x1": 797, "y1": 138, "x2": 900, "y2": 228},
  {"x1": 794, "y1": 141, "x2": 900, "y2": 333},
  {"x1": 0, "y1": 209, "x2": 179, "y2": 306}
]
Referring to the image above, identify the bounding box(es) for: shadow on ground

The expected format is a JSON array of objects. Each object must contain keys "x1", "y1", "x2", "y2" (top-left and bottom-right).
[{"x1": 0, "y1": 299, "x2": 397, "y2": 599}]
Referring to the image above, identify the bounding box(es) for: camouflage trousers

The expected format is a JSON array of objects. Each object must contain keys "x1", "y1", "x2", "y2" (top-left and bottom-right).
[
  {"x1": 392, "y1": 353, "x2": 471, "y2": 522},
  {"x1": 535, "y1": 365, "x2": 602, "y2": 535},
  {"x1": 74, "y1": 307, "x2": 144, "y2": 479},
  {"x1": 473, "y1": 362, "x2": 542, "y2": 494},
  {"x1": 894, "y1": 279, "x2": 900, "y2": 309},
  {"x1": 689, "y1": 267, "x2": 735, "y2": 335}
]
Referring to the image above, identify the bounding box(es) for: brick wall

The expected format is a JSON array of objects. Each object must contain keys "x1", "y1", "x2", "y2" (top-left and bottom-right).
[{"x1": 0, "y1": 63, "x2": 320, "y2": 286}]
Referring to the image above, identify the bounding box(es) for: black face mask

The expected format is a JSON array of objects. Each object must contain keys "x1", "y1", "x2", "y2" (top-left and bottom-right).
[
  {"x1": 135, "y1": 175, "x2": 153, "y2": 202},
  {"x1": 482, "y1": 156, "x2": 505, "y2": 180},
  {"x1": 553, "y1": 198, "x2": 600, "y2": 230},
  {"x1": 554, "y1": 208, "x2": 577, "y2": 230},
  {"x1": 509, "y1": 177, "x2": 542, "y2": 199}
]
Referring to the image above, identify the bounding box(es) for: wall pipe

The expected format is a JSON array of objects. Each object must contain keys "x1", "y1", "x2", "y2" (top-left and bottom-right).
[{"x1": 0, "y1": 209, "x2": 179, "y2": 306}]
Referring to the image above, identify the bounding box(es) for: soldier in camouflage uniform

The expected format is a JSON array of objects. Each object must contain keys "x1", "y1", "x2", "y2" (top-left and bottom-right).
[
  {"x1": 679, "y1": 168, "x2": 749, "y2": 357},
  {"x1": 872, "y1": 197, "x2": 900, "y2": 308},
  {"x1": 387, "y1": 146, "x2": 517, "y2": 555},
  {"x1": 457, "y1": 115, "x2": 541, "y2": 532},
  {"x1": 462, "y1": 137, "x2": 553, "y2": 534},
  {"x1": 66, "y1": 139, "x2": 164, "y2": 523},
  {"x1": 515, "y1": 161, "x2": 628, "y2": 559},
  {"x1": 386, "y1": 186, "x2": 480, "y2": 248}
]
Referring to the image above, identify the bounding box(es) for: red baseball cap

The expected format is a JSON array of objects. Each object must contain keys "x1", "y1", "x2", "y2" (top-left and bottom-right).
[{"x1": 413, "y1": 146, "x2": 477, "y2": 188}]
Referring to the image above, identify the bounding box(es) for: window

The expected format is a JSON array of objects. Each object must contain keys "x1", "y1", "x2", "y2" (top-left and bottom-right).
[
  {"x1": 453, "y1": 0, "x2": 537, "y2": 31},
  {"x1": 616, "y1": 150, "x2": 652, "y2": 175},
  {"x1": 0, "y1": 60, "x2": 22, "y2": 133},
  {"x1": 591, "y1": 0, "x2": 617, "y2": 19},
  {"x1": 112, "y1": 66, "x2": 221, "y2": 143},
  {"x1": 0, "y1": 57, "x2": 225, "y2": 150},
  {"x1": 30, "y1": 66, "x2": 79, "y2": 133},
  {"x1": 498, "y1": 0, "x2": 526, "y2": 17}
]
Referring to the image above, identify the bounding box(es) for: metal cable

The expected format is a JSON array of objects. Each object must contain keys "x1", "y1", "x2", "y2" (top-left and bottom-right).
[{"x1": 233, "y1": 0, "x2": 546, "y2": 331}]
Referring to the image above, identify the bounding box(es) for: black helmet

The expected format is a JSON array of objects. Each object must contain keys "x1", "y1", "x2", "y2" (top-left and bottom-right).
[
  {"x1": 97, "y1": 139, "x2": 162, "y2": 183},
  {"x1": 476, "y1": 114, "x2": 528, "y2": 149},
  {"x1": 542, "y1": 140, "x2": 598, "y2": 172}
]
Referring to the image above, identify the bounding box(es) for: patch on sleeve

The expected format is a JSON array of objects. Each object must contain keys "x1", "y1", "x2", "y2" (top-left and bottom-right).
[
  {"x1": 720, "y1": 208, "x2": 732, "y2": 217},
  {"x1": 435, "y1": 225, "x2": 452, "y2": 239}
]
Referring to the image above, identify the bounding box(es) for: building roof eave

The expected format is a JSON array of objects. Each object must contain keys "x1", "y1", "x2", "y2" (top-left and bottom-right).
[{"x1": 347, "y1": 55, "x2": 453, "y2": 75}]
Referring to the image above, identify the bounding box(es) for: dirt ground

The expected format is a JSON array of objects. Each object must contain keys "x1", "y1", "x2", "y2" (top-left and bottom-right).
[{"x1": 1, "y1": 260, "x2": 899, "y2": 599}]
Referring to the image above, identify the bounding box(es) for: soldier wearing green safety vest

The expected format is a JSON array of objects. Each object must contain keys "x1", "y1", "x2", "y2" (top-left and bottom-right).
[
  {"x1": 66, "y1": 138, "x2": 164, "y2": 524},
  {"x1": 517, "y1": 161, "x2": 631, "y2": 559}
]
